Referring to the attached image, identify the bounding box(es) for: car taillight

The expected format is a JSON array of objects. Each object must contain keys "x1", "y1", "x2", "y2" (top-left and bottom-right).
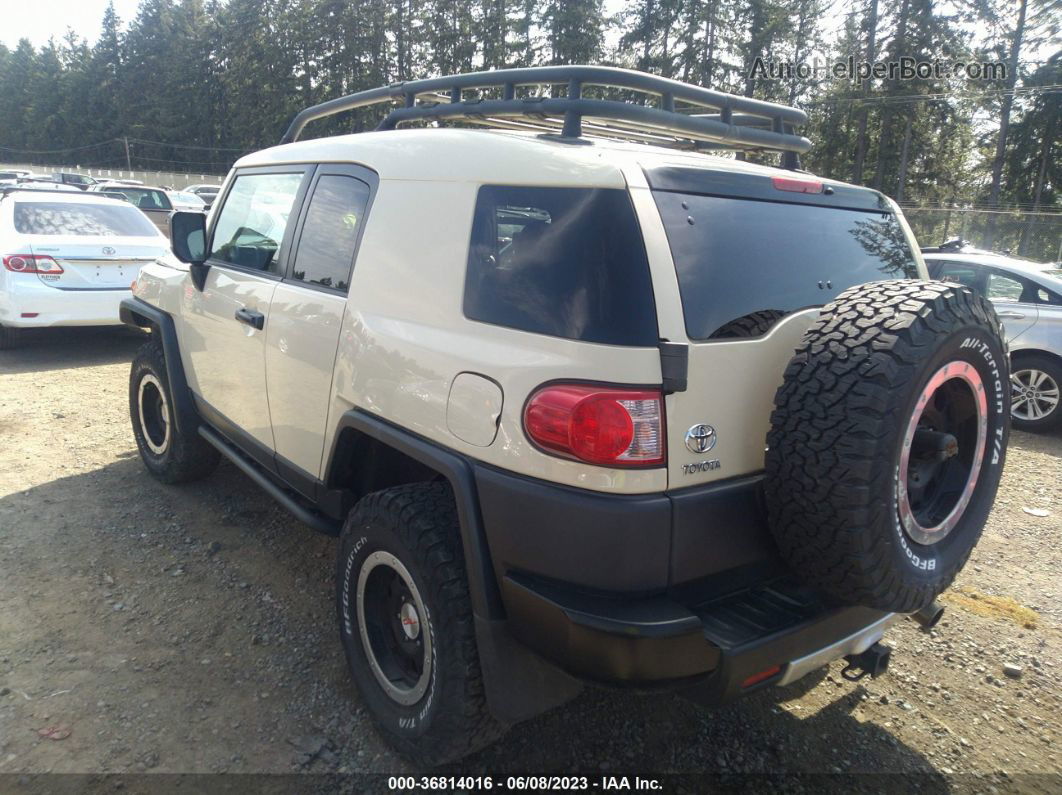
[
  {"x1": 3, "y1": 254, "x2": 64, "y2": 274},
  {"x1": 523, "y1": 384, "x2": 665, "y2": 467},
  {"x1": 771, "y1": 176, "x2": 823, "y2": 194}
]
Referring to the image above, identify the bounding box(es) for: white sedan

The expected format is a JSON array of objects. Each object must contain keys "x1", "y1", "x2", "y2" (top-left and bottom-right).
[{"x1": 0, "y1": 188, "x2": 171, "y2": 348}]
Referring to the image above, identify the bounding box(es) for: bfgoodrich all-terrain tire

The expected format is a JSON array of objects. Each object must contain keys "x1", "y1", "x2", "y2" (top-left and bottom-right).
[
  {"x1": 765, "y1": 280, "x2": 1009, "y2": 613},
  {"x1": 336, "y1": 482, "x2": 504, "y2": 765},
  {"x1": 129, "y1": 339, "x2": 220, "y2": 484}
]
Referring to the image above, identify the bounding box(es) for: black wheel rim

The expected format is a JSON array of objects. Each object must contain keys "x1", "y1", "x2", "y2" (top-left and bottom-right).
[
  {"x1": 356, "y1": 551, "x2": 432, "y2": 705},
  {"x1": 898, "y1": 361, "x2": 988, "y2": 546},
  {"x1": 137, "y1": 374, "x2": 170, "y2": 455}
]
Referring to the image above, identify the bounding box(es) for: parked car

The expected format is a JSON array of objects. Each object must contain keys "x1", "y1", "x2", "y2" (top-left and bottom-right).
[
  {"x1": 166, "y1": 190, "x2": 207, "y2": 213},
  {"x1": 184, "y1": 183, "x2": 222, "y2": 210},
  {"x1": 924, "y1": 242, "x2": 1062, "y2": 432},
  {"x1": 120, "y1": 66, "x2": 1008, "y2": 764},
  {"x1": 15, "y1": 178, "x2": 67, "y2": 191},
  {"x1": 0, "y1": 187, "x2": 170, "y2": 348},
  {"x1": 50, "y1": 172, "x2": 97, "y2": 190},
  {"x1": 89, "y1": 182, "x2": 174, "y2": 238},
  {"x1": 0, "y1": 170, "x2": 32, "y2": 184}
]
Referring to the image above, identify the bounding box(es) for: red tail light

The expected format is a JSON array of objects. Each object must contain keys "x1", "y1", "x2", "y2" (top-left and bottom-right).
[
  {"x1": 741, "y1": 665, "x2": 782, "y2": 688},
  {"x1": 771, "y1": 176, "x2": 823, "y2": 194},
  {"x1": 523, "y1": 384, "x2": 665, "y2": 467},
  {"x1": 3, "y1": 254, "x2": 63, "y2": 274}
]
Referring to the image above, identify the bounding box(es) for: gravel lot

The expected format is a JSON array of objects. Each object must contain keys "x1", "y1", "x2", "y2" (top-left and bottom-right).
[{"x1": 0, "y1": 327, "x2": 1059, "y2": 788}]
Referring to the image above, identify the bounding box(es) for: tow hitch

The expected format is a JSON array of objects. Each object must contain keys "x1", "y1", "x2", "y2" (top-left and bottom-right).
[{"x1": 841, "y1": 641, "x2": 892, "y2": 681}]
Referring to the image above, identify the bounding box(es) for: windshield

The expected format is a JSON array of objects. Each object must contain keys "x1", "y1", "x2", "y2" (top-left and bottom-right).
[
  {"x1": 14, "y1": 201, "x2": 161, "y2": 237},
  {"x1": 654, "y1": 193, "x2": 919, "y2": 340},
  {"x1": 101, "y1": 187, "x2": 172, "y2": 210}
]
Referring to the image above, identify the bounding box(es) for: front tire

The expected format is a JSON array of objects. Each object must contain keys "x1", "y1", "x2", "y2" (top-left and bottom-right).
[
  {"x1": 336, "y1": 482, "x2": 503, "y2": 765},
  {"x1": 129, "y1": 339, "x2": 219, "y2": 483},
  {"x1": 1010, "y1": 354, "x2": 1062, "y2": 433}
]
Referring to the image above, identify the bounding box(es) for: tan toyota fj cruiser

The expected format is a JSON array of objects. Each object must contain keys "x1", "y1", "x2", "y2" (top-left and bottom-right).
[{"x1": 121, "y1": 66, "x2": 1009, "y2": 764}]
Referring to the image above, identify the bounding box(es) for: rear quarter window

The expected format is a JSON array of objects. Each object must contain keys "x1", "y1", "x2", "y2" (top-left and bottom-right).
[
  {"x1": 13, "y1": 201, "x2": 160, "y2": 237},
  {"x1": 464, "y1": 186, "x2": 657, "y2": 346},
  {"x1": 653, "y1": 193, "x2": 919, "y2": 340}
]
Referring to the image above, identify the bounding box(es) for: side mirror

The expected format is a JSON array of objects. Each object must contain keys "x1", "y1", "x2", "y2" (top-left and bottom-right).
[
  {"x1": 171, "y1": 211, "x2": 207, "y2": 264},
  {"x1": 170, "y1": 211, "x2": 209, "y2": 290}
]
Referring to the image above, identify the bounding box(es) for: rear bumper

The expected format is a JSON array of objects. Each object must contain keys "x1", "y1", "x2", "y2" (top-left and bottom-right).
[
  {"x1": 475, "y1": 464, "x2": 896, "y2": 698},
  {"x1": 0, "y1": 279, "x2": 129, "y2": 327},
  {"x1": 502, "y1": 571, "x2": 894, "y2": 700}
]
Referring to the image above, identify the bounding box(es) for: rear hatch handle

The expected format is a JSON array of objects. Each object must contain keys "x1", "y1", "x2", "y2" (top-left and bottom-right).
[{"x1": 659, "y1": 341, "x2": 688, "y2": 394}]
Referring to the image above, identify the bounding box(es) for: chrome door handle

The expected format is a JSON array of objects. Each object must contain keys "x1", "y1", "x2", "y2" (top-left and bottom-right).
[
  {"x1": 234, "y1": 307, "x2": 265, "y2": 330},
  {"x1": 996, "y1": 311, "x2": 1025, "y2": 319}
]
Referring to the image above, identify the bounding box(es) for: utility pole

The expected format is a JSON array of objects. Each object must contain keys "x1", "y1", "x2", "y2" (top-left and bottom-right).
[{"x1": 123, "y1": 136, "x2": 132, "y2": 171}]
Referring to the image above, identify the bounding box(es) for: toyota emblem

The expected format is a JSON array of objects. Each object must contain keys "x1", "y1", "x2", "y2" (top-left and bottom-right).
[
  {"x1": 685, "y1": 424, "x2": 717, "y2": 454},
  {"x1": 102, "y1": 246, "x2": 116, "y2": 255}
]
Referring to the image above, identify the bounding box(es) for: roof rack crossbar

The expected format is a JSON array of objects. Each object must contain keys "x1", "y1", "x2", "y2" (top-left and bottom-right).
[{"x1": 278, "y1": 65, "x2": 811, "y2": 156}]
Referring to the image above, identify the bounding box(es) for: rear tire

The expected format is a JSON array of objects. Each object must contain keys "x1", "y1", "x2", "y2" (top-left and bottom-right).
[
  {"x1": 765, "y1": 280, "x2": 1009, "y2": 613},
  {"x1": 1010, "y1": 354, "x2": 1062, "y2": 433},
  {"x1": 336, "y1": 482, "x2": 504, "y2": 765},
  {"x1": 0, "y1": 324, "x2": 21, "y2": 350},
  {"x1": 129, "y1": 339, "x2": 219, "y2": 483}
]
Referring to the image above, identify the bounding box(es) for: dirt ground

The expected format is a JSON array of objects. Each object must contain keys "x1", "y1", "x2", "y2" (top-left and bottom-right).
[{"x1": 0, "y1": 327, "x2": 1059, "y2": 789}]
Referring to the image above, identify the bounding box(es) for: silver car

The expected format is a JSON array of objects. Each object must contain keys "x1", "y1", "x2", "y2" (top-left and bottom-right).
[{"x1": 925, "y1": 249, "x2": 1062, "y2": 432}]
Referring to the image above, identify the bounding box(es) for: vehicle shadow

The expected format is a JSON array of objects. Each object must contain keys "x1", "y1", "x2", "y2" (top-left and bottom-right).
[
  {"x1": 445, "y1": 674, "x2": 946, "y2": 783},
  {"x1": 0, "y1": 326, "x2": 145, "y2": 375},
  {"x1": 0, "y1": 456, "x2": 947, "y2": 781}
]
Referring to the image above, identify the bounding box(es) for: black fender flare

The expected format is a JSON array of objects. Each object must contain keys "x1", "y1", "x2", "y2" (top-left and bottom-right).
[
  {"x1": 326, "y1": 410, "x2": 582, "y2": 723},
  {"x1": 327, "y1": 410, "x2": 504, "y2": 621},
  {"x1": 119, "y1": 297, "x2": 199, "y2": 435}
]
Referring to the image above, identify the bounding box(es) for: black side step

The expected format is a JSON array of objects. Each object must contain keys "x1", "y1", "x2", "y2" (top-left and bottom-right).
[
  {"x1": 198, "y1": 425, "x2": 340, "y2": 536},
  {"x1": 694, "y1": 581, "x2": 823, "y2": 650}
]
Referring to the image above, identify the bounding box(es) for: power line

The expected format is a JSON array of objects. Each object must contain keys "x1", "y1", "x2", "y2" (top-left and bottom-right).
[
  {"x1": 0, "y1": 136, "x2": 252, "y2": 157},
  {"x1": 0, "y1": 140, "x2": 119, "y2": 155},
  {"x1": 805, "y1": 84, "x2": 1062, "y2": 106},
  {"x1": 126, "y1": 137, "x2": 251, "y2": 153}
]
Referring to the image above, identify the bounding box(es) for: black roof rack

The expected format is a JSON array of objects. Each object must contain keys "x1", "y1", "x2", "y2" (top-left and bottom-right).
[{"x1": 279, "y1": 65, "x2": 811, "y2": 167}]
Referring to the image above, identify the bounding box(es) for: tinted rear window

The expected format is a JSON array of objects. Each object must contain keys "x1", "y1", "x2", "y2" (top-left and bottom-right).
[
  {"x1": 653, "y1": 193, "x2": 919, "y2": 340},
  {"x1": 101, "y1": 188, "x2": 172, "y2": 210},
  {"x1": 464, "y1": 186, "x2": 657, "y2": 346},
  {"x1": 13, "y1": 201, "x2": 160, "y2": 237}
]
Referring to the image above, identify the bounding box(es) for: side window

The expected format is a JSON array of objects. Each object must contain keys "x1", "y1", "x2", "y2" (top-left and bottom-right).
[
  {"x1": 463, "y1": 185, "x2": 658, "y2": 346},
  {"x1": 290, "y1": 175, "x2": 370, "y2": 292},
  {"x1": 210, "y1": 173, "x2": 304, "y2": 274},
  {"x1": 986, "y1": 272, "x2": 1024, "y2": 302},
  {"x1": 1035, "y1": 286, "x2": 1062, "y2": 305},
  {"x1": 937, "y1": 263, "x2": 982, "y2": 292}
]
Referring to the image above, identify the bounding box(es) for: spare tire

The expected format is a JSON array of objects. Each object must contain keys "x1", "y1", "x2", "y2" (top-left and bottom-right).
[{"x1": 765, "y1": 280, "x2": 1009, "y2": 613}]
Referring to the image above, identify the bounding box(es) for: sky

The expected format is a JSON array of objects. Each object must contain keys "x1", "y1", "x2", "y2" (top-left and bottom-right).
[{"x1": 0, "y1": 0, "x2": 143, "y2": 49}]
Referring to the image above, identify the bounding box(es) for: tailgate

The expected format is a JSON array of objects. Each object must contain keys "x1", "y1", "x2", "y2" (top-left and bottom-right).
[
  {"x1": 669, "y1": 310, "x2": 822, "y2": 486},
  {"x1": 646, "y1": 167, "x2": 921, "y2": 488}
]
